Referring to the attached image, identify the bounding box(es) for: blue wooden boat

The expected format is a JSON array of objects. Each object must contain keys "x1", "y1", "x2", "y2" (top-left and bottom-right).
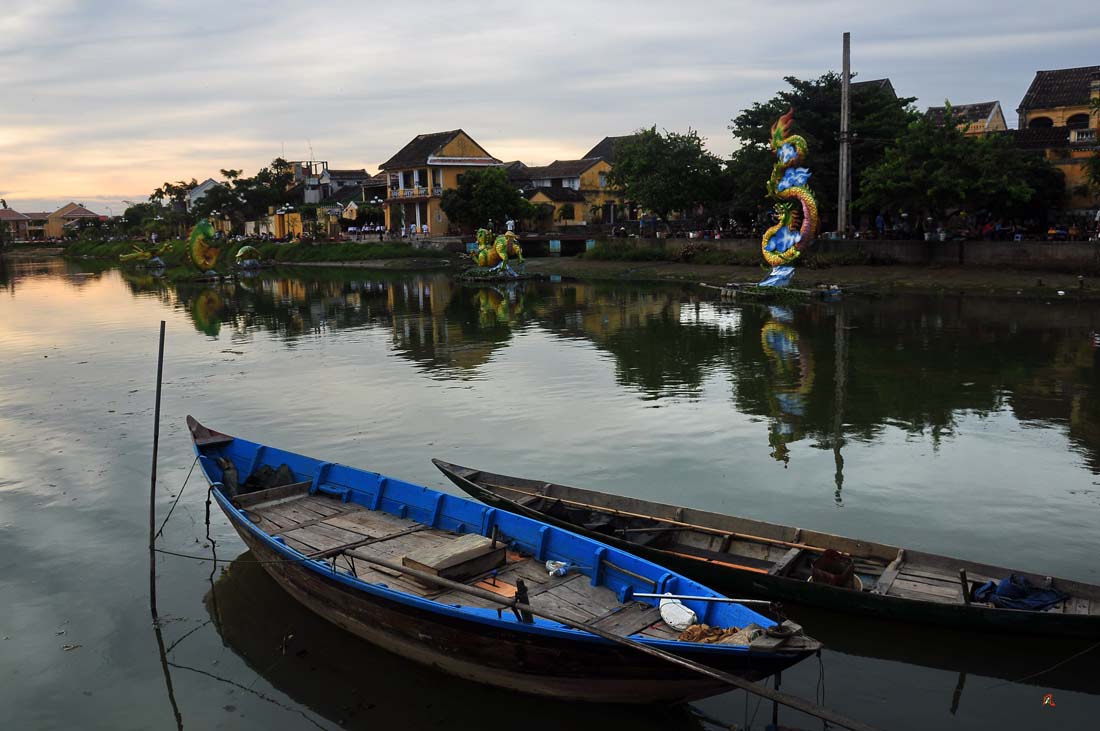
[{"x1": 189, "y1": 417, "x2": 820, "y2": 703}]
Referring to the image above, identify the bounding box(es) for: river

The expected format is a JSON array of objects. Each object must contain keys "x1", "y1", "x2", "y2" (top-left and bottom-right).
[{"x1": 2, "y1": 254, "x2": 1098, "y2": 729}]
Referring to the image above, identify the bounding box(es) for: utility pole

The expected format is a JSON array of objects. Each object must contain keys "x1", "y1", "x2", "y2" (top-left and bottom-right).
[{"x1": 837, "y1": 32, "x2": 851, "y2": 236}]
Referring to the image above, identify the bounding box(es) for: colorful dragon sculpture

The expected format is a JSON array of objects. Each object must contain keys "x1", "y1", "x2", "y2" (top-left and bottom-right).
[
  {"x1": 470, "y1": 228, "x2": 524, "y2": 275},
  {"x1": 759, "y1": 108, "x2": 819, "y2": 287},
  {"x1": 188, "y1": 220, "x2": 221, "y2": 271}
]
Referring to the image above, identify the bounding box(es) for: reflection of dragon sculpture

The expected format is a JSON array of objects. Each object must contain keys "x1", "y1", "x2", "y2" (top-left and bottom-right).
[
  {"x1": 760, "y1": 306, "x2": 814, "y2": 464},
  {"x1": 471, "y1": 229, "x2": 524, "y2": 275},
  {"x1": 759, "y1": 109, "x2": 819, "y2": 287},
  {"x1": 189, "y1": 220, "x2": 221, "y2": 271}
]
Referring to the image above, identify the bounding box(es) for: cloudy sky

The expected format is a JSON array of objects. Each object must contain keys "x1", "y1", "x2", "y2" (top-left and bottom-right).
[{"x1": 1, "y1": 0, "x2": 1096, "y2": 215}]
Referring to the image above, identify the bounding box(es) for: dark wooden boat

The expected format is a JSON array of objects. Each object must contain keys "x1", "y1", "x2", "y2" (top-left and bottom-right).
[
  {"x1": 188, "y1": 417, "x2": 819, "y2": 704},
  {"x1": 203, "y1": 552, "x2": 716, "y2": 731},
  {"x1": 434, "y1": 459, "x2": 1100, "y2": 638}
]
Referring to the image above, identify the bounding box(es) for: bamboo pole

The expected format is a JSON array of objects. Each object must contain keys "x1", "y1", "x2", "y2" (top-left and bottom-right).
[
  {"x1": 148, "y1": 321, "x2": 183, "y2": 730},
  {"x1": 338, "y1": 550, "x2": 881, "y2": 731}
]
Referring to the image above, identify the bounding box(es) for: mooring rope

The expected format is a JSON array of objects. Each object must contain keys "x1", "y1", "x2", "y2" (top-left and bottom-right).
[{"x1": 154, "y1": 456, "x2": 199, "y2": 540}]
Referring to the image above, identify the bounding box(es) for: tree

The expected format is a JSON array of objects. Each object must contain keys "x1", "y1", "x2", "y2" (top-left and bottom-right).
[
  {"x1": 728, "y1": 73, "x2": 918, "y2": 228},
  {"x1": 857, "y1": 104, "x2": 1063, "y2": 223},
  {"x1": 439, "y1": 167, "x2": 532, "y2": 231},
  {"x1": 607, "y1": 126, "x2": 722, "y2": 223},
  {"x1": 556, "y1": 203, "x2": 575, "y2": 223}
]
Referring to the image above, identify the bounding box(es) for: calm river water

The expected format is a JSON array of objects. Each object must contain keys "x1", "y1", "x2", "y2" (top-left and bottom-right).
[{"x1": 2, "y1": 254, "x2": 1099, "y2": 730}]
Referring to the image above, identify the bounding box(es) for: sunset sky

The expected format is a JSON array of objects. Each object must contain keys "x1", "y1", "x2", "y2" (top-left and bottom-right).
[{"x1": 2, "y1": 0, "x2": 1096, "y2": 215}]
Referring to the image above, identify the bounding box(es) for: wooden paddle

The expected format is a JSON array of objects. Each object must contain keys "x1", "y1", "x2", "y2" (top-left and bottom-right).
[{"x1": 338, "y1": 550, "x2": 881, "y2": 731}]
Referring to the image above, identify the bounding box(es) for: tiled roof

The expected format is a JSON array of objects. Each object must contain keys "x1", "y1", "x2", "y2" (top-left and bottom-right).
[
  {"x1": 379, "y1": 130, "x2": 497, "y2": 170},
  {"x1": 525, "y1": 158, "x2": 602, "y2": 180},
  {"x1": 851, "y1": 78, "x2": 897, "y2": 99},
  {"x1": 0, "y1": 209, "x2": 30, "y2": 221},
  {"x1": 1006, "y1": 126, "x2": 1073, "y2": 150},
  {"x1": 60, "y1": 205, "x2": 99, "y2": 219},
  {"x1": 926, "y1": 101, "x2": 999, "y2": 125},
  {"x1": 526, "y1": 187, "x2": 587, "y2": 203},
  {"x1": 22, "y1": 212, "x2": 50, "y2": 220},
  {"x1": 583, "y1": 135, "x2": 640, "y2": 164},
  {"x1": 1019, "y1": 65, "x2": 1100, "y2": 110},
  {"x1": 365, "y1": 172, "x2": 388, "y2": 187},
  {"x1": 327, "y1": 168, "x2": 369, "y2": 179}
]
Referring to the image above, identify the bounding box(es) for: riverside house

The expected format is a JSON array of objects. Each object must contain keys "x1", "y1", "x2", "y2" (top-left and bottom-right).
[
  {"x1": 379, "y1": 130, "x2": 500, "y2": 236},
  {"x1": 925, "y1": 101, "x2": 1008, "y2": 136},
  {"x1": 1015, "y1": 65, "x2": 1100, "y2": 211},
  {"x1": 0, "y1": 209, "x2": 30, "y2": 241}
]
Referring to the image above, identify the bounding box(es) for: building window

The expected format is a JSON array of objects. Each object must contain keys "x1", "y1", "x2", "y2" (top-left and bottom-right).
[
  {"x1": 1067, "y1": 113, "x2": 1091, "y2": 130},
  {"x1": 598, "y1": 172, "x2": 607, "y2": 188},
  {"x1": 432, "y1": 168, "x2": 442, "y2": 186},
  {"x1": 1028, "y1": 117, "x2": 1054, "y2": 129}
]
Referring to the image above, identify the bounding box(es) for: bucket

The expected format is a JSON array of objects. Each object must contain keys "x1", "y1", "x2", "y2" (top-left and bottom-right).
[{"x1": 811, "y1": 549, "x2": 855, "y2": 588}]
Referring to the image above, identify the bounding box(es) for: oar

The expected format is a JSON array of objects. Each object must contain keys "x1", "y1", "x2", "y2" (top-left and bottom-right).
[
  {"x1": 629, "y1": 592, "x2": 773, "y2": 605},
  {"x1": 335, "y1": 550, "x2": 881, "y2": 731}
]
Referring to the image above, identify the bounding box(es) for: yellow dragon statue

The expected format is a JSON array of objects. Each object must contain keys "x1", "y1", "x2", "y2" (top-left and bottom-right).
[{"x1": 471, "y1": 228, "x2": 524, "y2": 276}]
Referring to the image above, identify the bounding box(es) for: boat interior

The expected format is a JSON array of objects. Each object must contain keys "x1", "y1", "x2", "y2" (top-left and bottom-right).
[
  {"x1": 232, "y1": 483, "x2": 695, "y2": 641},
  {"x1": 466, "y1": 476, "x2": 1100, "y2": 616}
]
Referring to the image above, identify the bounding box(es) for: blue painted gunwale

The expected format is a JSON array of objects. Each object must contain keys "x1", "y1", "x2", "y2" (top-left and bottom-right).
[{"x1": 193, "y1": 429, "x2": 783, "y2": 657}]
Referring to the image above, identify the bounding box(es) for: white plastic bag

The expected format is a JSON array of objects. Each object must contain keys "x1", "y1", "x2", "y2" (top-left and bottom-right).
[{"x1": 659, "y1": 594, "x2": 697, "y2": 631}]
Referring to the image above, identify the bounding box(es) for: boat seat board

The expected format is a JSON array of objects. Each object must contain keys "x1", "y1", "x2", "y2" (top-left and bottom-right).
[
  {"x1": 591, "y1": 603, "x2": 664, "y2": 636},
  {"x1": 403, "y1": 534, "x2": 507, "y2": 582},
  {"x1": 769, "y1": 548, "x2": 803, "y2": 577}
]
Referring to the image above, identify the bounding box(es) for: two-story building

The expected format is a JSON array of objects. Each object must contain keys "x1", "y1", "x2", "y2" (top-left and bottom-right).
[
  {"x1": 517, "y1": 158, "x2": 614, "y2": 224},
  {"x1": 379, "y1": 130, "x2": 500, "y2": 236},
  {"x1": 926, "y1": 101, "x2": 1008, "y2": 135},
  {"x1": 1015, "y1": 65, "x2": 1100, "y2": 211},
  {"x1": 44, "y1": 203, "x2": 100, "y2": 239},
  {"x1": 0, "y1": 209, "x2": 30, "y2": 241}
]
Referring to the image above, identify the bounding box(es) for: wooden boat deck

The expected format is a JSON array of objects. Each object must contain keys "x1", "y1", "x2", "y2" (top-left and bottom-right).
[
  {"x1": 237, "y1": 485, "x2": 679, "y2": 639},
  {"x1": 444, "y1": 467, "x2": 1100, "y2": 621}
]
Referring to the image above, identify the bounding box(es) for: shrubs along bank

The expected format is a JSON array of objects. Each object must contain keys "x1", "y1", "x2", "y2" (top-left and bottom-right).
[
  {"x1": 580, "y1": 240, "x2": 878, "y2": 269},
  {"x1": 65, "y1": 239, "x2": 449, "y2": 269}
]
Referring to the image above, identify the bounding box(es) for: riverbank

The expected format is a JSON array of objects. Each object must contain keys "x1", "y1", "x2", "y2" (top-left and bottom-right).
[
  {"x1": 522, "y1": 257, "x2": 1100, "y2": 298},
  {"x1": 38, "y1": 240, "x2": 1100, "y2": 298}
]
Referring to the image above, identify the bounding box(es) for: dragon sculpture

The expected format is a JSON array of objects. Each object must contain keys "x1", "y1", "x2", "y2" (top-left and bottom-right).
[
  {"x1": 471, "y1": 228, "x2": 524, "y2": 275},
  {"x1": 759, "y1": 108, "x2": 819, "y2": 287},
  {"x1": 188, "y1": 220, "x2": 222, "y2": 271}
]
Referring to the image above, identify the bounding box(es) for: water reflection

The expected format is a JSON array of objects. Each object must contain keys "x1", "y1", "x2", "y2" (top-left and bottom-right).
[
  {"x1": 205, "y1": 552, "x2": 703, "y2": 731},
  {"x1": 113, "y1": 266, "x2": 1100, "y2": 473}
]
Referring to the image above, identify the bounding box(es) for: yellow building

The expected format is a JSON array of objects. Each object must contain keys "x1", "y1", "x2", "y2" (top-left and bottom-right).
[
  {"x1": 43, "y1": 202, "x2": 100, "y2": 239},
  {"x1": 379, "y1": 129, "x2": 501, "y2": 237},
  {"x1": 926, "y1": 101, "x2": 1007, "y2": 136},
  {"x1": 1015, "y1": 65, "x2": 1100, "y2": 210},
  {"x1": 519, "y1": 158, "x2": 617, "y2": 225}
]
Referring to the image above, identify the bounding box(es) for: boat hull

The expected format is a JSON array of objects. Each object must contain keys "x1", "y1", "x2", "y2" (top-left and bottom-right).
[
  {"x1": 222, "y1": 505, "x2": 806, "y2": 704},
  {"x1": 444, "y1": 472, "x2": 1100, "y2": 639}
]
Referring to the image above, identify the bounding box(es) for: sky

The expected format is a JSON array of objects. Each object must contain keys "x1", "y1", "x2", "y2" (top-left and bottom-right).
[{"x1": 1, "y1": 0, "x2": 1097, "y2": 215}]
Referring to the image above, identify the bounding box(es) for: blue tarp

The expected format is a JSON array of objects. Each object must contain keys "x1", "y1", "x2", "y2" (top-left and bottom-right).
[{"x1": 972, "y1": 573, "x2": 1069, "y2": 611}]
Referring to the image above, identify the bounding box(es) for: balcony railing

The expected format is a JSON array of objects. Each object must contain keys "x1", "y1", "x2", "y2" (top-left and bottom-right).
[
  {"x1": 1071, "y1": 128, "x2": 1096, "y2": 143},
  {"x1": 387, "y1": 186, "x2": 443, "y2": 200}
]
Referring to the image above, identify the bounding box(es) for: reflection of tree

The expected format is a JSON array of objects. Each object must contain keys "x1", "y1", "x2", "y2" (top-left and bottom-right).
[
  {"x1": 101, "y1": 262, "x2": 1100, "y2": 473},
  {"x1": 536, "y1": 284, "x2": 729, "y2": 398}
]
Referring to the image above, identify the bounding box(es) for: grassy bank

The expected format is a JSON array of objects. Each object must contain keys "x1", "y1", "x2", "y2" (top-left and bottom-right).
[
  {"x1": 65, "y1": 239, "x2": 448, "y2": 269},
  {"x1": 580, "y1": 240, "x2": 881, "y2": 269}
]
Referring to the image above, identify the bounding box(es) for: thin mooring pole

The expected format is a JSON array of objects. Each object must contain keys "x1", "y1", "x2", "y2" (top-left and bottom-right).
[
  {"x1": 148, "y1": 321, "x2": 183, "y2": 730},
  {"x1": 838, "y1": 31, "x2": 851, "y2": 235}
]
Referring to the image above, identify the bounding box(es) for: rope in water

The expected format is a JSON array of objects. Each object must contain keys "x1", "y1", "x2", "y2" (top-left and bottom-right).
[{"x1": 154, "y1": 456, "x2": 199, "y2": 540}]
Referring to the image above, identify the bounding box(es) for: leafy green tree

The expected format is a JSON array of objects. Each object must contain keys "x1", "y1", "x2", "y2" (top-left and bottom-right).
[
  {"x1": 439, "y1": 167, "x2": 532, "y2": 231},
  {"x1": 857, "y1": 104, "x2": 1063, "y2": 223},
  {"x1": 727, "y1": 73, "x2": 918, "y2": 228},
  {"x1": 607, "y1": 126, "x2": 722, "y2": 223},
  {"x1": 556, "y1": 203, "x2": 575, "y2": 222}
]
